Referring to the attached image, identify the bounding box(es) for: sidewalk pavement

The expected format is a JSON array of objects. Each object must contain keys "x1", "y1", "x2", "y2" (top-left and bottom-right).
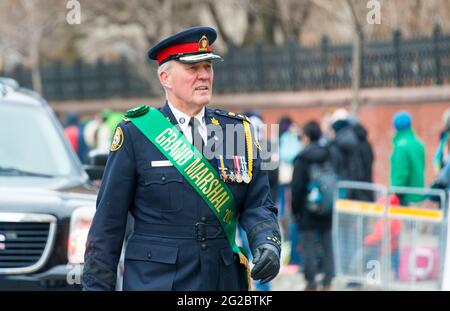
[{"x1": 270, "y1": 264, "x2": 306, "y2": 291}]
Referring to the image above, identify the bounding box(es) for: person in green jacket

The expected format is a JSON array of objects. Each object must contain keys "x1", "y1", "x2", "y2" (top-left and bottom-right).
[{"x1": 390, "y1": 111, "x2": 426, "y2": 205}]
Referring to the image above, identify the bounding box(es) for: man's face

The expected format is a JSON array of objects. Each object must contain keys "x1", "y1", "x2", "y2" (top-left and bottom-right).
[{"x1": 164, "y1": 60, "x2": 214, "y2": 109}]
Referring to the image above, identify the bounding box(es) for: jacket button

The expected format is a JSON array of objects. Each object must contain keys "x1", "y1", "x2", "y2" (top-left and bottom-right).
[
  {"x1": 201, "y1": 216, "x2": 206, "y2": 222},
  {"x1": 147, "y1": 252, "x2": 152, "y2": 259},
  {"x1": 161, "y1": 176, "x2": 166, "y2": 182},
  {"x1": 201, "y1": 244, "x2": 207, "y2": 250}
]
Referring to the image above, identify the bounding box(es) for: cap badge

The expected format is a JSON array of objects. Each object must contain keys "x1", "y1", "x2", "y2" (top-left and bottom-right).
[{"x1": 198, "y1": 35, "x2": 209, "y2": 52}]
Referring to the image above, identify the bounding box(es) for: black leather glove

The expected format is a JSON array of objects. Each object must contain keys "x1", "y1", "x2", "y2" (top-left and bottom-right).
[{"x1": 251, "y1": 243, "x2": 280, "y2": 284}]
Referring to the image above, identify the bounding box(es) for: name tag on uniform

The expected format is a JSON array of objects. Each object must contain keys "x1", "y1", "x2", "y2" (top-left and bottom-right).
[{"x1": 151, "y1": 160, "x2": 173, "y2": 167}]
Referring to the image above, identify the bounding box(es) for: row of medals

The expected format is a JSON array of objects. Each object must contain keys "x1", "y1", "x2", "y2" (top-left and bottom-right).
[{"x1": 217, "y1": 156, "x2": 251, "y2": 184}]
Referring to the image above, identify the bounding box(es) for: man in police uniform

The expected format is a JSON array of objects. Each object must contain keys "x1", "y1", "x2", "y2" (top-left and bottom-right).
[{"x1": 82, "y1": 26, "x2": 281, "y2": 291}]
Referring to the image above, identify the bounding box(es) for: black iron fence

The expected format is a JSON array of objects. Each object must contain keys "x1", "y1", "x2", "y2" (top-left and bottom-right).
[
  {"x1": 3, "y1": 58, "x2": 153, "y2": 101},
  {"x1": 2, "y1": 27, "x2": 450, "y2": 101}
]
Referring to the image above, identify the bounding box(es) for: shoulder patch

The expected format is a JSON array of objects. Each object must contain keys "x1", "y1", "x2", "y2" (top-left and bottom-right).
[
  {"x1": 125, "y1": 105, "x2": 150, "y2": 118},
  {"x1": 214, "y1": 109, "x2": 250, "y2": 122},
  {"x1": 110, "y1": 126, "x2": 124, "y2": 151}
]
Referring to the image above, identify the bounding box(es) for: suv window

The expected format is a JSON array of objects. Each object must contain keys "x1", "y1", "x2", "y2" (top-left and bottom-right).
[{"x1": 0, "y1": 101, "x2": 80, "y2": 178}]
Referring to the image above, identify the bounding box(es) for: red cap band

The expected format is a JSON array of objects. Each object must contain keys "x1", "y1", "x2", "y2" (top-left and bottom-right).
[{"x1": 156, "y1": 42, "x2": 212, "y2": 64}]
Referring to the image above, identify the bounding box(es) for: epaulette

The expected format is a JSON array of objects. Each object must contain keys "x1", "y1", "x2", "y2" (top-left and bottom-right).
[
  {"x1": 125, "y1": 105, "x2": 150, "y2": 118},
  {"x1": 214, "y1": 109, "x2": 250, "y2": 123}
]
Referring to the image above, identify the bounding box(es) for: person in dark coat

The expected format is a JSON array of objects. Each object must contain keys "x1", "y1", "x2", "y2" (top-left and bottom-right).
[
  {"x1": 329, "y1": 109, "x2": 368, "y2": 201},
  {"x1": 352, "y1": 123, "x2": 374, "y2": 183},
  {"x1": 352, "y1": 122, "x2": 375, "y2": 201},
  {"x1": 291, "y1": 121, "x2": 335, "y2": 291},
  {"x1": 82, "y1": 27, "x2": 281, "y2": 291}
]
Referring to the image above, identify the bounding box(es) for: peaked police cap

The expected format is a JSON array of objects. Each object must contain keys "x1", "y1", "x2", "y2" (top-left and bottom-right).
[{"x1": 147, "y1": 26, "x2": 223, "y2": 66}]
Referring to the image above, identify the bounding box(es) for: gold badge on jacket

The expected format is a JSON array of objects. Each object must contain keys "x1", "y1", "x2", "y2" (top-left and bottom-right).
[
  {"x1": 110, "y1": 127, "x2": 124, "y2": 151},
  {"x1": 210, "y1": 117, "x2": 220, "y2": 126}
]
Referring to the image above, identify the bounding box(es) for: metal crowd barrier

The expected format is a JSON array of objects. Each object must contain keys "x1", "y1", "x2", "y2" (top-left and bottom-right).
[{"x1": 333, "y1": 181, "x2": 448, "y2": 291}]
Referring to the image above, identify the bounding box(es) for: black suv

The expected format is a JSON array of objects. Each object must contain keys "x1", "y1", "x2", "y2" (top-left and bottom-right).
[{"x1": 0, "y1": 78, "x2": 107, "y2": 290}]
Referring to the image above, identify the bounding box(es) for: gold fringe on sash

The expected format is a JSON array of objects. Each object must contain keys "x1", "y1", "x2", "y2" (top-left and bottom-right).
[{"x1": 238, "y1": 253, "x2": 252, "y2": 291}]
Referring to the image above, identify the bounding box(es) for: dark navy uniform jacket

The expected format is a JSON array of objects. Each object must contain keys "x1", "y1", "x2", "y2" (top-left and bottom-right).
[{"x1": 82, "y1": 103, "x2": 281, "y2": 291}]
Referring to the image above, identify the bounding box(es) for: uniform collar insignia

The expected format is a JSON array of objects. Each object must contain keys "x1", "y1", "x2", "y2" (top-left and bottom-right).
[{"x1": 210, "y1": 117, "x2": 220, "y2": 125}]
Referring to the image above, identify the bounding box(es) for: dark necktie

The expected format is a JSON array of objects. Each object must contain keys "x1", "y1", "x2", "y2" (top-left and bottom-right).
[{"x1": 189, "y1": 117, "x2": 204, "y2": 154}]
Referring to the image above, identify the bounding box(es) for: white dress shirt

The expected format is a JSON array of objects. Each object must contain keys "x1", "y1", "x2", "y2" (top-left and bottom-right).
[{"x1": 167, "y1": 101, "x2": 207, "y2": 145}]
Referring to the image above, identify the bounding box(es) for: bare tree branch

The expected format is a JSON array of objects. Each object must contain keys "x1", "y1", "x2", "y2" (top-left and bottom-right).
[
  {"x1": 310, "y1": 0, "x2": 349, "y2": 25},
  {"x1": 0, "y1": 0, "x2": 65, "y2": 93},
  {"x1": 206, "y1": 1, "x2": 234, "y2": 46},
  {"x1": 344, "y1": 0, "x2": 364, "y2": 114}
]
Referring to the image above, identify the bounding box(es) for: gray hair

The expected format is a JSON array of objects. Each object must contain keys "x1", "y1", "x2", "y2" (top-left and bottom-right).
[
  {"x1": 157, "y1": 60, "x2": 173, "y2": 76},
  {"x1": 157, "y1": 61, "x2": 173, "y2": 99}
]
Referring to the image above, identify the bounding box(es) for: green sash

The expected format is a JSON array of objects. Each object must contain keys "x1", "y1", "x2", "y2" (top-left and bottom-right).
[{"x1": 129, "y1": 108, "x2": 251, "y2": 289}]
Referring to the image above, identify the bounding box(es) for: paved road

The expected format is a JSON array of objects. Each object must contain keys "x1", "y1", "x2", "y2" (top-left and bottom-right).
[{"x1": 261, "y1": 264, "x2": 353, "y2": 291}]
